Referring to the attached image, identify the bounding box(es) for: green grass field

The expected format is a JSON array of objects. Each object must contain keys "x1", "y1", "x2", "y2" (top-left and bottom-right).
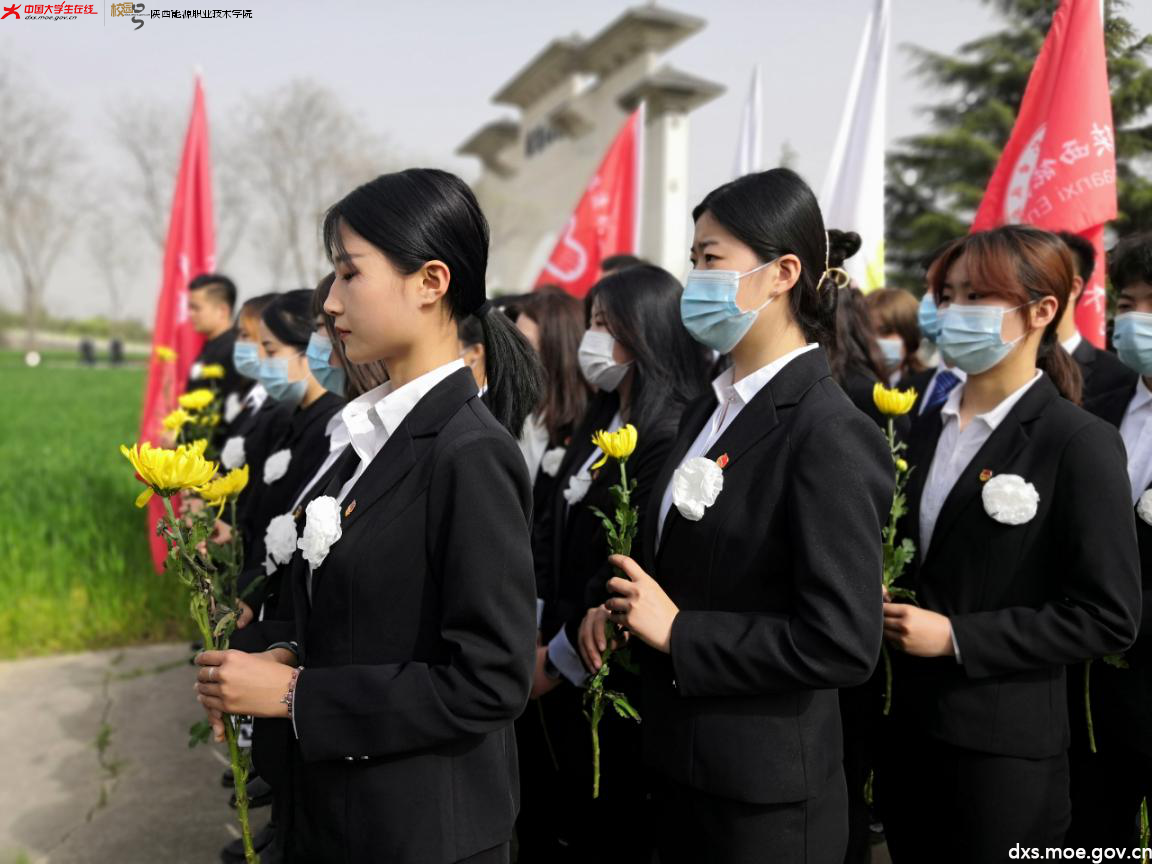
[{"x1": 0, "y1": 352, "x2": 188, "y2": 658}]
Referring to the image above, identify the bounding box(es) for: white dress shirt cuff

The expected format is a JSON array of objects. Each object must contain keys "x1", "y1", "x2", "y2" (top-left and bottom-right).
[
  {"x1": 547, "y1": 627, "x2": 589, "y2": 686},
  {"x1": 949, "y1": 622, "x2": 963, "y2": 664}
]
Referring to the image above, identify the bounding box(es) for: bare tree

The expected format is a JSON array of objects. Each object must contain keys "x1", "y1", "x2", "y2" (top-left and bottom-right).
[
  {"x1": 107, "y1": 97, "x2": 249, "y2": 271},
  {"x1": 86, "y1": 195, "x2": 137, "y2": 341},
  {"x1": 236, "y1": 80, "x2": 391, "y2": 287},
  {"x1": 0, "y1": 64, "x2": 82, "y2": 349}
]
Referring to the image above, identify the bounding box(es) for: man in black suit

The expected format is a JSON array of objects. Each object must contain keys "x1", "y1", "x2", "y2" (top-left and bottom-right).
[
  {"x1": 186, "y1": 273, "x2": 246, "y2": 400},
  {"x1": 1056, "y1": 232, "x2": 1137, "y2": 403}
]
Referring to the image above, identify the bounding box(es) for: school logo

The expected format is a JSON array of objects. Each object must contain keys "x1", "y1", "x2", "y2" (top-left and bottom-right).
[
  {"x1": 110, "y1": 1, "x2": 143, "y2": 28},
  {"x1": 1, "y1": 4, "x2": 20, "y2": 18}
]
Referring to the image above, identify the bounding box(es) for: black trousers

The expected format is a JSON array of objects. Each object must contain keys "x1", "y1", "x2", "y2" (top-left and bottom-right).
[
  {"x1": 652, "y1": 770, "x2": 849, "y2": 864},
  {"x1": 1067, "y1": 744, "x2": 1152, "y2": 848},
  {"x1": 839, "y1": 674, "x2": 884, "y2": 864},
  {"x1": 879, "y1": 734, "x2": 1070, "y2": 864}
]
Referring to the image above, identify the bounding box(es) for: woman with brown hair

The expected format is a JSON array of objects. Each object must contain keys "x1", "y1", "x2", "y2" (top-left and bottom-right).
[
  {"x1": 865, "y1": 287, "x2": 927, "y2": 383},
  {"x1": 878, "y1": 225, "x2": 1141, "y2": 862}
]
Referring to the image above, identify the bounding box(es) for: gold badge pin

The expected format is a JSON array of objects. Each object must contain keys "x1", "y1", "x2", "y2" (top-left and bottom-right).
[{"x1": 344, "y1": 500, "x2": 357, "y2": 517}]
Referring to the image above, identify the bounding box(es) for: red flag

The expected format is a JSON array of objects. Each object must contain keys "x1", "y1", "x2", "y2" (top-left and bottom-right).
[
  {"x1": 138, "y1": 75, "x2": 216, "y2": 569},
  {"x1": 534, "y1": 111, "x2": 640, "y2": 298},
  {"x1": 971, "y1": 0, "x2": 1116, "y2": 347}
]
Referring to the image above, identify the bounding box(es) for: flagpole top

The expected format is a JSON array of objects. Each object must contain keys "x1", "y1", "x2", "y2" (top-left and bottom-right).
[{"x1": 193, "y1": 64, "x2": 204, "y2": 80}]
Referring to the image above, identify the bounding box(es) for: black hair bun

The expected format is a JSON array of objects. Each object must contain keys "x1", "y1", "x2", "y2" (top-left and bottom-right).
[{"x1": 826, "y1": 229, "x2": 862, "y2": 267}]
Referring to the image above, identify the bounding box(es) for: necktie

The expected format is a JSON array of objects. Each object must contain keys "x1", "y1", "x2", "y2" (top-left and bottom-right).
[{"x1": 924, "y1": 370, "x2": 960, "y2": 412}]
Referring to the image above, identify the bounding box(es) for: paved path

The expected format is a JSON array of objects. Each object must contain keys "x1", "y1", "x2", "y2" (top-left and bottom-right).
[{"x1": 0, "y1": 644, "x2": 268, "y2": 864}]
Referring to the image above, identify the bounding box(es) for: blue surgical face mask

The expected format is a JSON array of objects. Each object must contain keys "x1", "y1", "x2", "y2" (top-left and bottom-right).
[
  {"x1": 306, "y1": 332, "x2": 347, "y2": 396},
  {"x1": 918, "y1": 293, "x2": 941, "y2": 343},
  {"x1": 680, "y1": 260, "x2": 776, "y2": 354},
  {"x1": 233, "y1": 340, "x2": 261, "y2": 379},
  {"x1": 877, "y1": 337, "x2": 905, "y2": 371},
  {"x1": 258, "y1": 355, "x2": 308, "y2": 404},
  {"x1": 1114, "y1": 312, "x2": 1152, "y2": 376},
  {"x1": 936, "y1": 301, "x2": 1035, "y2": 375}
]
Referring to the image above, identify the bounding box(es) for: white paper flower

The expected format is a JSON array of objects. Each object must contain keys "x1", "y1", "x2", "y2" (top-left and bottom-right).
[
  {"x1": 223, "y1": 392, "x2": 244, "y2": 424},
  {"x1": 540, "y1": 447, "x2": 566, "y2": 478},
  {"x1": 263, "y1": 448, "x2": 292, "y2": 484},
  {"x1": 263, "y1": 513, "x2": 299, "y2": 575},
  {"x1": 298, "y1": 496, "x2": 343, "y2": 571},
  {"x1": 189, "y1": 361, "x2": 204, "y2": 380},
  {"x1": 1137, "y1": 490, "x2": 1152, "y2": 527},
  {"x1": 673, "y1": 456, "x2": 725, "y2": 522},
  {"x1": 563, "y1": 469, "x2": 593, "y2": 506},
  {"x1": 220, "y1": 436, "x2": 246, "y2": 471},
  {"x1": 981, "y1": 473, "x2": 1040, "y2": 525}
]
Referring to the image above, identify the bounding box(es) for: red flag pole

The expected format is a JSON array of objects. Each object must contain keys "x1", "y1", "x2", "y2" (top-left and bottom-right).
[
  {"x1": 138, "y1": 74, "x2": 217, "y2": 570},
  {"x1": 971, "y1": 0, "x2": 1116, "y2": 347}
]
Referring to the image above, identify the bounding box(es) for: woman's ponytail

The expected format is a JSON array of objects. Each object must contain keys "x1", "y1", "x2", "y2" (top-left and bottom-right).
[
  {"x1": 1037, "y1": 328, "x2": 1084, "y2": 405},
  {"x1": 475, "y1": 302, "x2": 544, "y2": 437}
]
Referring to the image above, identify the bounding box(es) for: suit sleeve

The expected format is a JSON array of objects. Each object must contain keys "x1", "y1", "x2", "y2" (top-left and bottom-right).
[
  {"x1": 950, "y1": 421, "x2": 1141, "y2": 677},
  {"x1": 291, "y1": 427, "x2": 537, "y2": 762},
  {"x1": 669, "y1": 408, "x2": 891, "y2": 697}
]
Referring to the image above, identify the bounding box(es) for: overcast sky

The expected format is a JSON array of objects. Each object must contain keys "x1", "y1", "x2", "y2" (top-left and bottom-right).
[{"x1": 2, "y1": 0, "x2": 1150, "y2": 323}]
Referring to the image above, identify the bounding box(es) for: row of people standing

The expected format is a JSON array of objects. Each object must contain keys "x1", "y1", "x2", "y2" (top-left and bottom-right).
[{"x1": 179, "y1": 163, "x2": 1150, "y2": 864}]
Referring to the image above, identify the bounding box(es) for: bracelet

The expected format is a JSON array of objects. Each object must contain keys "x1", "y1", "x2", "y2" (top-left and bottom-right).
[{"x1": 280, "y1": 666, "x2": 303, "y2": 719}]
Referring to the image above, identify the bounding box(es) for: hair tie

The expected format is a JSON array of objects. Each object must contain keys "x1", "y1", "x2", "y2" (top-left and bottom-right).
[{"x1": 473, "y1": 299, "x2": 492, "y2": 318}]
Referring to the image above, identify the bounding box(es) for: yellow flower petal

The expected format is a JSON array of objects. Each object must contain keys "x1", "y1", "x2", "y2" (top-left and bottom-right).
[
  {"x1": 591, "y1": 454, "x2": 609, "y2": 471},
  {"x1": 200, "y1": 364, "x2": 226, "y2": 380},
  {"x1": 178, "y1": 389, "x2": 216, "y2": 411},
  {"x1": 154, "y1": 345, "x2": 177, "y2": 362},
  {"x1": 135, "y1": 488, "x2": 154, "y2": 508},
  {"x1": 872, "y1": 382, "x2": 918, "y2": 417}
]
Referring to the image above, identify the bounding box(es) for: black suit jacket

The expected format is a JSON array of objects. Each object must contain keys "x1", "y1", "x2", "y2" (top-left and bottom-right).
[
  {"x1": 1073, "y1": 337, "x2": 1137, "y2": 405},
  {"x1": 230, "y1": 396, "x2": 295, "y2": 533},
  {"x1": 892, "y1": 374, "x2": 1142, "y2": 759},
  {"x1": 237, "y1": 391, "x2": 345, "y2": 611},
  {"x1": 638, "y1": 347, "x2": 892, "y2": 805},
  {"x1": 1077, "y1": 381, "x2": 1152, "y2": 756},
  {"x1": 279, "y1": 368, "x2": 535, "y2": 863}
]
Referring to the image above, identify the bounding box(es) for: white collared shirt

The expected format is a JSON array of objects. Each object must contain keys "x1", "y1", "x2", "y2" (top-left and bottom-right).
[
  {"x1": 1061, "y1": 331, "x2": 1084, "y2": 356},
  {"x1": 1120, "y1": 377, "x2": 1152, "y2": 504},
  {"x1": 519, "y1": 412, "x2": 550, "y2": 481},
  {"x1": 244, "y1": 382, "x2": 268, "y2": 413},
  {"x1": 919, "y1": 371, "x2": 1043, "y2": 554},
  {"x1": 655, "y1": 343, "x2": 819, "y2": 547},
  {"x1": 290, "y1": 412, "x2": 352, "y2": 512},
  {"x1": 336, "y1": 359, "x2": 467, "y2": 503},
  {"x1": 918, "y1": 364, "x2": 968, "y2": 415}
]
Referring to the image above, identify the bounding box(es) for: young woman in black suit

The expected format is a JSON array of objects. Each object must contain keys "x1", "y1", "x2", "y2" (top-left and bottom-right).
[
  {"x1": 594, "y1": 168, "x2": 893, "y2": 863},
  {"x1": 233, "y1": 289, "x2": 345, "y2": 616},
  {"x1": 193, "y1": 168, "x2": 543, "y2": 864},
  {"x1": 878, "y1": 226, "x2": 1142, "y2": 863},
  {"x1": 526, "y1": 264, "x2": 711, "y2": 861},
  {"x1": 1067, "y1": 232, "x2": 1152, "y2": 848}
]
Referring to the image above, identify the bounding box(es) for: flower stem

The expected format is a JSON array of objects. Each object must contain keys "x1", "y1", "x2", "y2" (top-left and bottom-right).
[
  {"x1": 225, "y1": 716, "x2": 259, "y2": 863},
  {"x1": 882, "y1": 644, "x2": 893, "y2": 716},
  {"x1": 1085, "y1": 659, "x2": 1098, "y2": 754},
  {"x1": 590, "y1": 695, "x2": 602, "y2": 800},
  {"x1": 1140, "y1": 797, "x2": 1149, "y2": 852}
]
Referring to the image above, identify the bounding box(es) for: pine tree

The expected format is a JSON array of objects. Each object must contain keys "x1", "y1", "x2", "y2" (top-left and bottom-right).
[{"x1": 886, "y1": 0, "x2": 1152, "y2": 289}]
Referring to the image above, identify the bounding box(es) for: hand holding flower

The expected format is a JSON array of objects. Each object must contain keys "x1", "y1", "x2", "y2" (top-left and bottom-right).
[
  {"x1": 883, "y1": 604, "x2": 954, "y2": 657},
  {"x1": 195, "y1": 649, "x2": 297, "y2": 718},
  {"x1": 605, "y1": 554, "x2": 679, "y2": 654}
]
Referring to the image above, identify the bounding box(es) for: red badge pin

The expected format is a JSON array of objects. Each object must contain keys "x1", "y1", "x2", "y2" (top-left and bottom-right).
[
  {"x1": 979, "y1": 469, "x2": 994, "y2": 483},
  {"x1": 344, "y1": 500, "x2": 357, "y2": 518},
  {"x1": 717, "y1": 453, "x2": 730, "y2": 470}
]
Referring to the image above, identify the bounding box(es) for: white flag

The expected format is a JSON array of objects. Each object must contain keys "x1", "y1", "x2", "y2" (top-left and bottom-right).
[
  {"x1": 820, "y1": 0, "x2": 889, "y2": 292},
  {"x1": 733, "y1": 66, "x2": 763, "y2": 178}
]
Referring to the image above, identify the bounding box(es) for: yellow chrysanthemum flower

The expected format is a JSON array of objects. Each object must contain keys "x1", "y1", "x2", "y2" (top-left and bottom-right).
[
  {"x1": 178, "y1": 439, "x2": 209, "y2": 459},
  {"x1": 154, "y1": 345, "x2": 177, "y2": 362},
  {"x1": 162, "y1": 408, "x2": 193, "y2": 432},
  {"x1": 120, "y1": 442, "x2": 218, "y2": 508},
  {"x1": 178, "y1": 389, "x2": 216, "y2": 411},
  {"x1": 197, "y1": 465, "x2": 250, "y2": 510},
  {"x1": 200, "y1": 364, "x2": 226, "y2": 380},
  {"x1": 591, "y1": 424, "x2": 638, "y2": 470},
  {"x1": 872, "y1": 382, "x2": 918, "y2": 417}
]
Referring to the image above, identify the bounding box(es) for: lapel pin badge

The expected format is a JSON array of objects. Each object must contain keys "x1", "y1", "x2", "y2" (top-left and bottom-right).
[
  {"x1": 716, "y1": 453, "x2": 730, "y2": 470},
  {"x1": 291, "y1": 507, "x2": 302, "y2": 520},
  {"x1": 979, "y1": 469, "x2": 994, "y2": 483},
  {"x1": 344, "y1": 500, "x2": 357, "y2": 518}
]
